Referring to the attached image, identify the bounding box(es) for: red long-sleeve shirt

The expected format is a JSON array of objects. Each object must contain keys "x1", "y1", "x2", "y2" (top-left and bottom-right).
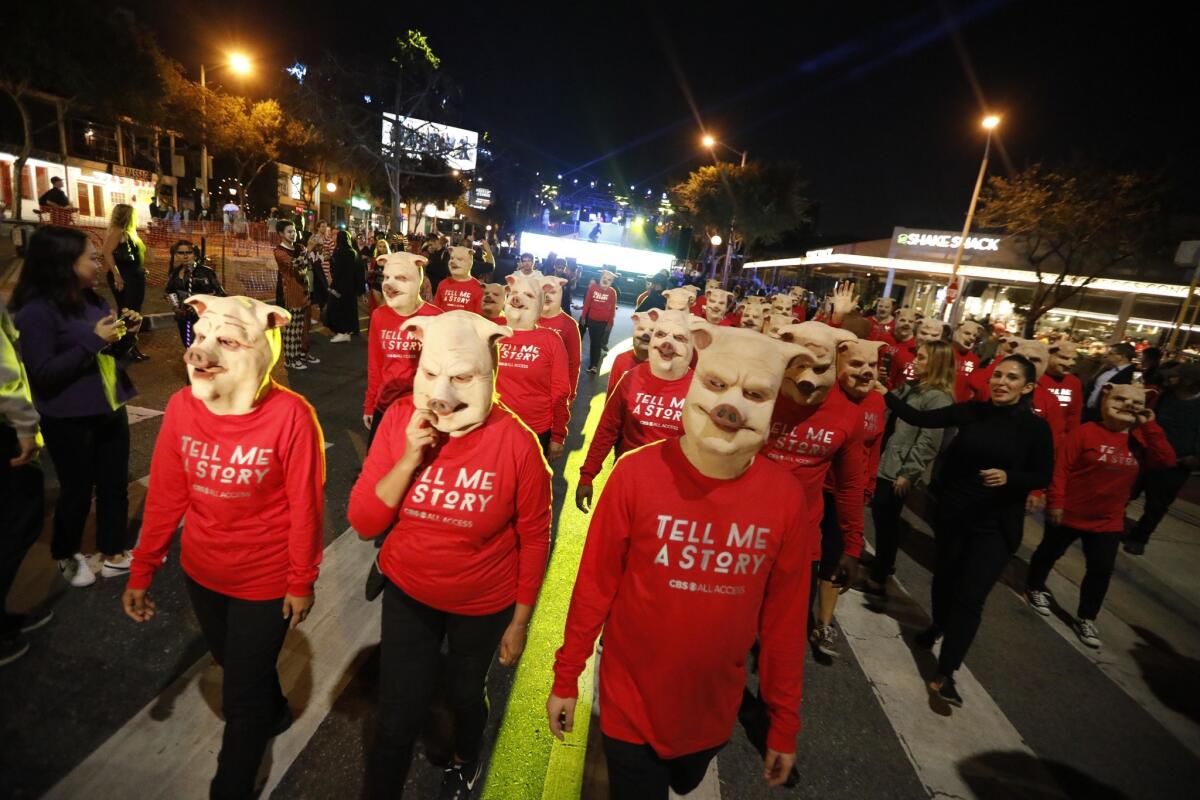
[
  {"x1": 607, "y1": 349, "x2": 644, "y2": 394},
  {"x1": 1041, "y1": 372, "x2": 1084, "y2": 436},
  {"x1": 579, "y1": 363, "x2": 692, "y2": 485},
  {"x1": 764, "y1": 389, "x2": 866, "y2": 559},
  {"x1": 1047, "y1": 421, "x2": 1175, "y2": 532},
  {"x1": 495, "y1": 327, "x2": 571, "y2": 443},
  {"x1": 434, "y1": 278, "x2": 483, "y2": 314},
  {"x1": 691, "y1": 295, "x2": 707, "y2": 318},
  {"x1": 954, "y1": 350, "x2": 980, "y2": 401},
  {"x1": 829, "y1": 389, "x2": 885, "y2": 500},
  {"x1": 539, "y1": 311, "x2": 582, "y2": 399},
  {"x1": 364, "y1": 302, "x2": 443, "y2": 415},
  {"x1": 553, "y1": 438, "x2": 812, "y2": 756},
  {"x1": 129, "y1": 385, "x2": 325, "y2": 599},
  {"x1": 348, "y1": 398, "x2": 551, "y2": 614},
  {"x1": 886, "y1": 338, "x2": 919, "y2": 389},
  {"x1": 581, "y1": 283, "x2": 618, "y2": 324}
]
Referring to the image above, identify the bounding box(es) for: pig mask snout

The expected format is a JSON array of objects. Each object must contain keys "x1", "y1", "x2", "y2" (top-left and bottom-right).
[
  {"x1": 184, "y1": 346, "x2": 220, "y2": 371},
  {"x1": 429, "y1": 395, "x2": 467, "y2": 416},
  {"x1": 708, "y1": 403, "x2": 744, "y2": 433}
]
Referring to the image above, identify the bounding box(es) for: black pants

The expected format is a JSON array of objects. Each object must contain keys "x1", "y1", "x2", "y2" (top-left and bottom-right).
[
  {"x1": 602, "y1": 735, "x2": 723, "y2": 800},
  {"x1": 583, "y1": 318, "x2": 609, "y2": 370},
  {"x1": 0, "y1": 426, "x2": 45, "y2": 632},
  {"x1": 1027, "y1": 523, "x2": 1120, "y2": 620},
  {"x1": 930, "y1": 518, "x2": 1011, "y2": 677},
  {"x1": 1129, "y1": 465, "x2": 1191, "y2": 544},
  {"x1": 40, "y1": 407, "x2": 130, "y2": 559},
  {"x1": 185, "y1": 575, "x2": 291, "y2": 800},
  {"x1": 537, "y1": 429, "x2": 552, "y2": 456},
  {"x1": 367, "y1": 581, "x2": 512, "y2": 799},
  {"x1": 106, "y1": 266, "x2": 146, "y2": 314},
  {"x1": 817, "y1": 490, "x2": 843, "y2": 581},
  {"x1": 870, "y1": 478, "x2": 907, "y2": 584}
]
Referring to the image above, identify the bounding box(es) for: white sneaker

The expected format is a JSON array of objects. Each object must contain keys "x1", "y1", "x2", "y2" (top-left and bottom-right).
[
  {"x1": 59, "y1": 554, "x2": 96, "y2": 588},
  {"x1": 1075, "y1": 618, "x2": 1102, "y2": 649},
  {"x1": 101, "y1": 551, "x2": 133, "y2": 578},
  {"x1": 286, "y1": 360, "x2": 308, "y2": 371},
  {"x1": 304, "y1": 352, "x2": 321, "y2": 364},
  {"x1": 1026, "y1": 589, "x2": 1052, "y2": 617},
  {"x1": 330, "y1": 333, "x2": 351, "y2": 343}
]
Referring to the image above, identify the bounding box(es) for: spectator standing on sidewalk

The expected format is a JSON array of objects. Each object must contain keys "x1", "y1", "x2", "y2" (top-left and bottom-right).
[
  {"x1": 12, "y1": 226, "x2": 140, "y2": 589},
  {"x1": 1124, "y1": 362, "x2": 1200, "y2": 555},
  {"x1": 273, "y1": 221, "x2": 315, "y2": 371},
  {"x1": 164, "y1": 240, "x2": 226, "y2": 349},
  {"x1": 101, "y1": 203, "x2": 149, "y2": 362},
  {"x1": 1, "y1": 296, "x2": 50, "y2": 666},
  {"x1": 325, "y1": 231, "x2": 362, "y2": 343}
]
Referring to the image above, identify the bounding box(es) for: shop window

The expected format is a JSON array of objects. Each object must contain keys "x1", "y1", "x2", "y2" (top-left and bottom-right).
[
  {"x1": 77, "y1": 183, "x2": 106, "y2": 218},
  {"x1": 20, "y1": 167, "x2": 32, "y2": 200},
  {"x1": 111, "y1": 193, "x2": 126, "y2": 206},
  {"x1": 92, "y1": 185, "x2": 105, "y2": 218},
  {"x1": 76, "y1": 183, "x2": 91, "y2": 215},
  {"x1": 35, "y1": 166, "x2": 49, "y2": 196},
  {"x1": 0, "y1": 161, "x2": 11, "y2": 207}
]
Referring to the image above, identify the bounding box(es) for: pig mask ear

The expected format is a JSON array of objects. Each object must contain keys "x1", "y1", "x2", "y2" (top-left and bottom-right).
[
  {"x1": 688, "y1": 318, "x2": 718, "y2": 350},
  {"x1": 256, "y1": 301, "x2": 292, "y2": 330},
  {"x1": 830, "y1": 327, "x2": 858, "y2": 345},
  {"x1": 184, "y1": 294, "x2": 217, "y2": 317},
  {"x1": 401, "y1": 318, "x2": 430, "y2": 342},
  {"x1": 505, "y1": 275, "x2": 518, "y2": 289},
  {"x1": 647, "y1": 309, "x2": 661, "y2": 323},
  {"x1": 468, "y1": 314, "x2": 514, "y2": 348}
]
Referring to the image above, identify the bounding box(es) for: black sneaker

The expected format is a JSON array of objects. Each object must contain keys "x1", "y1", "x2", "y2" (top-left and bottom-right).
[
  {"x1": 914, "y1": 626, "x2": 942, "y2": 649},
  {"x1": 931, "y1": 674, "x2": 963, "y2": 707},
  {"x1": 438, "y1": 759, "x2": 483, "y2": 800},
  {"x1": 1122, "y1": 539, "x2": 1146, "y2": 556},
  {"x1": 8, "y1": 608, "x2": 54, "y2": 635},
  {"x1": 0, "y1": 634, "x2": 30, "y2": 667}
]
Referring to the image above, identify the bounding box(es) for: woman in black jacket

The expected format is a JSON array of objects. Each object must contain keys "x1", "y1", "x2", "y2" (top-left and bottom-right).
[
  {"x1": 884, "y1": 354, "x2": 1054, "y2": 707},
  {"x1": 164, "y1": 240, "x2": 226, "y2": 349},
  {"x1": 325, "y1": 230, "x2": 361, "y2": 342}
]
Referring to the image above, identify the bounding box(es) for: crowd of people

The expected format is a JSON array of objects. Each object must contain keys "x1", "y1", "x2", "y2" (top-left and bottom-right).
[{"x1": 2, "y1": 225, "x2": 1199, "y2": 799}]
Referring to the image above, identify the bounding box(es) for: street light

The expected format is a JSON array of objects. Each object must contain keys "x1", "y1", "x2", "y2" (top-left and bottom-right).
[
  {"x1": 229, "y1": 53, "x2": 252, "y2": 75},
  {"x1": 701, "y1": 134, "x2": 715, "y2": 148},
  {"x1": 700, "y1": 134, "x2": 749, "y2": 283},
  {"x1": 942, "y1": 114, "x2": 1002, "y2": 319},
  {"x1": 710, "y1": 234, "x2": 722, "y2": 247},
  {"x1": 325, "y1": 181, "x2": 337, "y2": 193},
  {"x1": 199, "y1": 52, "x2": 254, "y2": 211}
]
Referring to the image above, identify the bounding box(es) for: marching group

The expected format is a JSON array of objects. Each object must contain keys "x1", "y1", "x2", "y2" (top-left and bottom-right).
[{"x1": 2, "y1": 224, "x2": 1199, "y2": 800}]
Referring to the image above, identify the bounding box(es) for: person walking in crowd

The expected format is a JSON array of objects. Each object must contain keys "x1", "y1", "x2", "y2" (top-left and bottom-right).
[
  {"x1": 434, "y1": 246, "x2": 484, "y2": 313},
  {"x1": 607, "y1": 312, "x2": 653, "y2": 394},
  {"x1": 1042, "y1": 339, "x2": 1084, "y2": 435},
  {"x1": 1084, "y1": 343, "x2": 1136, "y2": 422},
  {"x1": 1124, "y1": 362, "x2": 1200, "y2": 555},
  {"x1": 884, "y1": 307, "x2": 919, "y2": 388},
  {"x1": 274, "y1": 220, "x2": 317, "y2": 371},
  {"x1": 423, "y1": 235, "x2": 452, "y2": 295},
  {"x1": 580, "y1": 270, "x2": 618, "y2": 374},
  {"x1": 326, "y1": 230, "x2": 362, "y2": 343},
  {"x1": 538, "y1": 277, "x2": 582, "y2": 399},
  {"x1": 349, "y1": 312, "x2": 550, "y2": 800},
  {"x1": 0, "y1": 295, "x2": 50, "y2": 666},
  {"x1": 1027, "y1": 384, "x2": 1174, "y2": 647},
  {"x1": 884, "y1": 354, "x2": 1054, "y2": 706},
  {"x1": 123, "y1": 294, "x2": 325, "y2": 800},
  {"x1": 164, "y1": 240, "x2": 225, "y2": 349},
  {"x1": 12, "y1": 226, "x2": 140, "y2": 588},
  {"x1": 101, "y1": 203, "x2": 149, "y2": 361},
  {"x1": 864, "y1": 340, "x2": 957, "y2": 596}
]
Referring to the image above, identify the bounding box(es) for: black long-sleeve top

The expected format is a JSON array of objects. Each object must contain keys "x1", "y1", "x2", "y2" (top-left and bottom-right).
[{"x1": 884, "y1": 394, "x2": 1054, "y2": 550}]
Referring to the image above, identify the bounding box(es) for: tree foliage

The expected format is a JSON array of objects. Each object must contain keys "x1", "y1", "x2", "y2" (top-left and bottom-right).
[
  {"x1": 670, "y1": 162, "x2": 811, "y2": 251},
  {"x1": 976, "y1": 164, "x2": 1159, "y2": 335}
]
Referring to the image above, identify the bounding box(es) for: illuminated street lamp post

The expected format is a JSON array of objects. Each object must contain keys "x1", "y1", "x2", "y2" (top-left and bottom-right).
[
  {"x1": 199, "y1": 53, "x2": 252, "y2": 215},
  {"x1": 943, "y1": 114, "x2": 1001, "y2": 320},
  {"x1": 700, "y1": 136, "x2": 744, "y2": 286}
]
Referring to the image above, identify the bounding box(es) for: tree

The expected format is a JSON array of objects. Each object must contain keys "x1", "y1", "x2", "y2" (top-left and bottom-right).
[
  {"x1": 976, "y1": 164, "x2": 1159, "y2": 336},
  {"x1": 670, "y1": 161, "x2": 812, "y2": 252}
]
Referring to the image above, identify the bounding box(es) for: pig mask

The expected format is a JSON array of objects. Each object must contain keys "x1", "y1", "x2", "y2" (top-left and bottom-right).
[
  {"x1": 1101, "y1": 383, "x2": 1146, "y2": 428},
  {"x1": 403, "y1": 311, "x2": 513, "y2": 436},
  {"x1": 875, "y1": 297, "x2": 896, "y2": 323},
  {"x1": 504, "y1": 273, "x2": 546, "y2": 330},
  {"x1": 540, "y1": 277, "x2": 568, "y2": 317},
  {"x1": 447, "y1": 246, "x2": 474, "y2": 280},
  {"x1": 598, "y1": 270, "x2": 617, "y2": 289},
  {"x1": 770, "y1": 294, "x2": 793, "y2": 316},
  {"x1": 788, "y1": 286, "x2": 807, "y2": 303},
  {"x1": 646, "y1": 309, "x2": 693, "y2": 380},
  {"x1": 683, "y1": 321, "x2": 809, "y2": 469},
  {"x1": 953, "y1": 321, "x2": 984, "y2": 353},
  {"x1": 1047, "y1": 340, "x2": 1079, "y2": 377},
  {"x1": 893, "y1": 307, "x2": 918, "y2": 341},
  {"x1": 662, "y1": 286, "x2": 699, "y2": 311},
  {"x1": 184, "y1": 295, "x2": 290, "y2": 416},
  {"x1": 630, "y1": 312, "x2": 655, "y2": 360},
  {"x1": 380, "y1": 252, "x2": 429, "y2": 315},
  {"x1": 705, "y1": 279, "x2": 721, "y2": 294},
  {"x1": 916, "y1": 318, "x2": 946, "y2": 346},
  {"x1": 777, "y1": 321, "x2": 856, "y2": 406},
  {"x1": 481, "y1": 283, "x2": 506, "y2": 318},
  {"x1": 837, "y1": 339, "x2": 886, "y2": 400},
  {"x1": 739, "y1": 302, "x2": 766, "y2": 331},
  {"x1": 705, "y1": 289, "x2": 734, "y2": 324},
  {"x1": 1014, "y1": 339, "x2": 1050, "y2": 379},
  {"x1": 764, "y1": 313, "x2": 798, "y2": 340}
]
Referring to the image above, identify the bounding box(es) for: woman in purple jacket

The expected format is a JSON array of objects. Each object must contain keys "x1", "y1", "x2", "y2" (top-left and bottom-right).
[{"x1": 12, "y1": 226, "x2": 142, "y2": 588}]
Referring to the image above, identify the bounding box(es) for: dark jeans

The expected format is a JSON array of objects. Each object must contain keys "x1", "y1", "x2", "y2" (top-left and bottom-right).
[
  {"x1": 185, "y1": 575, "x2": 291, "y2": 800},
  {"x1": 817, "y1": 490, "x2": 842, "y2": 581},
  {"x1": 1129, "y1": 465, "x2": 1191, "y2": 544},
  {"x1": 1028, "y1": 523, "x2": 1120, "y2": 620},
  {"x1": 602, "y1": 734, "x2": 723, "y2": 800},
  {"x1": 931, "y1": 517, "x2": 1011, "y2": 677},
  {"x1": 367, "y1": 581, "x2": 512, "y2": 799},
  {"x1": 106, "y1": 266, "x2": 146, "y2": 314},
  {"x1": 1, "y1": 426, "x2": 45, "y2": 631},
  {"x1": 870, "y1": 478, "x2": 907, "y2": 584},
  {"x1": 583, "y1": 318, "x2": 609, "y2": 370},
  {"x1": 40, "y1": 407, "x2": 130, "y2": 559}
]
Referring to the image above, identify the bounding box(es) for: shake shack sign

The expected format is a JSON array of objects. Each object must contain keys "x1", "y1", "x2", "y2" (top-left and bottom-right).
[
  {"x1": 889, "y1": 227, "x2": 1009, "y2": 264},
  {"x1": 896, "y1": 231, "x2": 1000, "y2": 251}
]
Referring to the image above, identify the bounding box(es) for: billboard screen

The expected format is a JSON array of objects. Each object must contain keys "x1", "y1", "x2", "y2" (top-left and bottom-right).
[
  {"x1": 519, "y1": 232, "x2": 675, "y2": 277},
  {"x1": 381, "y1": 113, "x2": 478, "y2": 171}
]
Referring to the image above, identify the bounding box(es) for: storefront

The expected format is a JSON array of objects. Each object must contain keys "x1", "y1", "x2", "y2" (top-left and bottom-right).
[{"x1": 1, "y1": 152, "x2": 157, "y2": 227}]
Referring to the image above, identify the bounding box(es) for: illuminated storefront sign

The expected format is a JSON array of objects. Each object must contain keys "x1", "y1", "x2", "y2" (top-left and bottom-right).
[{"x1": 895, "y1": 231, "x2": 1001, "y2": 251}]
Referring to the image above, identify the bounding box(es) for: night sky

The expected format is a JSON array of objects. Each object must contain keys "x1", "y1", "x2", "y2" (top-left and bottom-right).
[{"x1": 128, "y1": 0, "x2": 1197, "y2": 240}]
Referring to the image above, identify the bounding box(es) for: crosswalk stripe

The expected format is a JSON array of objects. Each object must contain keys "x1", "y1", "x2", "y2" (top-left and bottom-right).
[{"x1": 44, "y1": 527, "x2": 379, "y2": 800}]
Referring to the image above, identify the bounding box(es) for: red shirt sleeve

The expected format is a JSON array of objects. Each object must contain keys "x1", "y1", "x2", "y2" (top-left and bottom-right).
[
  {"x1": 128, "y1": 397, "x2": 187, "y2": 591},
  {"x1": 513, "y1": 427, "x2": 553, "y2": 606},
  {"x1": 283, "y1": 400, "x2": 326, "y2": 597},
  {"x1": 580, "y1": 371, "x2": 630, "y2": 484},
  {"x1": 1133, "y1": 420, "x2": 1177, "y2": 470},
  {"x1": 831, "y1": 420, "x2": 867, "y2": 558},
  {"x1": 757, "y1": 511, "x2": 813, "y2": 754},
  {"x1": 548, "y1": 332, "x2": 571, "y2": 444},
  {"x1": 581, "y1": 283, "x2": 593, "y2": 321},
  {"x1": 348, "y1": 402, "x2": 408, "y2": 538},
  {"x1": 562, "y1": 319, "x2": 582, "y2": 396},
  {"x1": 1047, "y1": 424, "x2": 1085, "y2": 510},
  {"x1": 364, "y1": 310, "x2": 382, "y2": 415},
  {"x1": 552, "y1": 464, "x2": 633, "y2": 698}
]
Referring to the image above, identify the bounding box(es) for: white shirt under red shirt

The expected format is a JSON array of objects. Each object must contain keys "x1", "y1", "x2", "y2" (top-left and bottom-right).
[
  {"x1": 364, "y1": 302, "x2": 443, "y2": 416},
  {"x1": 553, "y1": 438, "x2": 811, "y2": 758},
  {"x1": 434, "y1": 277, "x2": 484, "y2": 314},
  {"x1": 495, "y1": 327, "x2": 572, "y2": 443}
]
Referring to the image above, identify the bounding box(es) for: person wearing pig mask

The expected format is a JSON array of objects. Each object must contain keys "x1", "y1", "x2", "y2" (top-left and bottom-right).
[
  {"x1": 1027, "y1": 384, "x2": 1173, "y2": 649},
  {"x1": 882, "y1": 307, "x2": 919, "y2": 387},
  {"x1": 704, "y1": 288, "x2": 736, "y2": 327},
  {"x1": 496, "y1": 272, "x2": 571, "y2": 458},
  {"x1": 788, "y1": 286, "x2": 808, "y2": 322},
  {"x1": 763, "y1": 313, "x2": 799, "y2": 340},
  {"x1": 1041, "y1": 339, "x2": 1084, "y2": 435},
  {"x1": 869, "y1": 297, "x2": 897, "y2": 341},
  {"x1": 581, "y1": 270, "x2": 620, "y2": 374},
  {"x1": 549, "y1": 323, "x2": 812, "y2": 797},
  {"x1": 363, "y1": 252, "x2": 443, "y2": 443},
  {"x1": 607, "y1": 312, "x2": 654, "y2": 394},
  {"x1": 766, "y1": 321, "x2": 866, "y2": 660},
  {"x1": 891, "y1": 316, "x2": 945, "y2": 388},
  {"x1": 950, "y1": 320, "x2": 984, "y2": 401},
  {"x1": 123, "y1": 295, "x2": 326, "y2": 799},
  {"x1": 480, "y1": 283, "x2": 507, "y2": 325},
  {"x1": 663, "y1": 285, "x2": 699, "y2": 312},
  {"x1": 434, "y1": 245, "x2": 484, "y2": 314},
  {"x1": 739, "y1": 300, "x2": 767, "y2": 333},
  {"x1": 539, "y1": 276, "x2": 582, "y2": 400},
  {"x1": 576, "y1": 309, "x2": 694, "y2": 512},
  {"x1": 350, "y1": 312, "x2": 551, "y2": 798},
  {"x1": 690, "y1": 278, "x2": 722, "y2": 318}
]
